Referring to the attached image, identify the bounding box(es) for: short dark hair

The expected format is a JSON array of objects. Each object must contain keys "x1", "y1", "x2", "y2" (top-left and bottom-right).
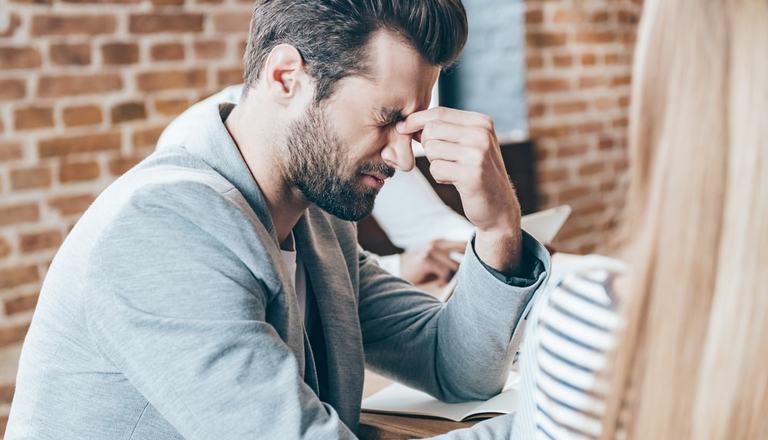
[{"x1": 243, "y1": 0, "x2": 468, "y2": 102}]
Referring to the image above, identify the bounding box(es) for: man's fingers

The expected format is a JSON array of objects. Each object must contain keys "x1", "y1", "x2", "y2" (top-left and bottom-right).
[
  {"x1": 421, "y1": 139, "x2": 461, "y2": 163},
  {"x1": 396, "y1": 107, "x2": 494, "y2": 136}
]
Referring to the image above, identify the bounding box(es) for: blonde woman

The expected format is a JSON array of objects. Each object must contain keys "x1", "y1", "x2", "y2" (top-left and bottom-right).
[{"x1": 511, "y1": 0, "x2": 768, "y2": 438}]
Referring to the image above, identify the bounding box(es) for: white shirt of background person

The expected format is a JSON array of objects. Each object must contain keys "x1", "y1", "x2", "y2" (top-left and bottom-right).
[{"x1": 157, "y1": 84, "x2": 475, "y2": 286}]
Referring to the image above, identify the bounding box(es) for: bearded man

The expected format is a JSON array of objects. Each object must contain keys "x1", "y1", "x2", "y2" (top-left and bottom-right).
[{"x1": 7, "y1": 1, "x2": 549, "y2": 439}]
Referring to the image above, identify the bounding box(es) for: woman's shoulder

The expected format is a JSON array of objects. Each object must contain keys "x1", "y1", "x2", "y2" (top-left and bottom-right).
[{"x1": 516, "y1": 253, "x2": 627, "y2": 439}]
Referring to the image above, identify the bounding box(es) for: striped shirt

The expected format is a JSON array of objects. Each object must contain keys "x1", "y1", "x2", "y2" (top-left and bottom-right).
[{"x1": 512, "y1": 254, "x2": 626, "y2": 440}]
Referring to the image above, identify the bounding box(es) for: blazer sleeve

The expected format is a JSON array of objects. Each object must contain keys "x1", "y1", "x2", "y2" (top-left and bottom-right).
[
  {"x1": 358, "y1": 230, "x2": 550, "y2": 403},
  {"x1": 83, "y1": 183, "x2": 357, "y2": 439}
]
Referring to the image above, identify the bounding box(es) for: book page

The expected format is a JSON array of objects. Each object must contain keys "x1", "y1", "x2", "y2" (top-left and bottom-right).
[{"x1": 361, "y1": 372, "x2": 520, "y2": 422}]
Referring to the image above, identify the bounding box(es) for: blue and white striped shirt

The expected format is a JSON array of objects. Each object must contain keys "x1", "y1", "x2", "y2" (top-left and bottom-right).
[{"x1": 513, "y1": 254, "x2": 626, "y2": 440}]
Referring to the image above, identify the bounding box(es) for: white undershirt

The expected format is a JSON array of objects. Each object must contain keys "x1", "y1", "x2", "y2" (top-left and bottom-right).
[{"x1": 280, "y1": 235, "x2": 307, "y2": 324}]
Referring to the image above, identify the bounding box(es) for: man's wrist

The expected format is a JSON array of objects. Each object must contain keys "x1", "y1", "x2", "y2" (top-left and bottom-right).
[{"x1": 474, "y1": 227, "x2": 522, "y2": 275}]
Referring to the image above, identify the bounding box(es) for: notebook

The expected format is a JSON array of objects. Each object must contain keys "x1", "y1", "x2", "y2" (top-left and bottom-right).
[{"x1": 361, "y1": 371, "x2": 520, "y2": 422}]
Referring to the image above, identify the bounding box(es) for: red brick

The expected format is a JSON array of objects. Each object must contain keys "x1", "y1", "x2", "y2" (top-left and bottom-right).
[
  {"x1": 575, "y1": 121, "x2": 604, "y2": 134},
  {"x1": 108, "y1": 155, "x2": 144, "y2": 176},
  {"x1": 552, "y1": 54, "x2": 573, "y2": 67},
  {"x1": 619, "y1": 95, "x2": 630, "y2": 108},
  {"x1": 528, "y1": 102, "x2": 545, "y2": 118},
  {"x1": 612, "y1": 75, "x2": 631, "y2": 86},
  {"x1": 151, "y1": 0, "x2": 184, "y2": 6},
  {"x1": 155, "y1": 97, "x2": 192, "y2": 116},
  {"x1": 63, "y1": 105, "x2": 103, "y2": 127},
  {"x1": 194, "y1": 40, "x2": 226, "y2": 60},
  {"x1": 20, "y1": 230, "x2": 63, "y2": 254},
  {"x1": 560, "y1": 185, "x2": 593, "y2": 203},
  {"x1": 132, "y1": 126, "x2": 165, "y2": 148},
  {"x1": 575, "y1": 31, "x2": 618, "y2": 44},
  {"x1": 48, "y1": 194, "x2": 95, "y2": 216},
  {"x1": 526, "y1": 55, "x2": 544, "y2": 70},
  {"x1": 0, "y1": 236, "x2": 11, "y2": 259},
  {"x1": 4, "y1": 292, "x2": 39, "y2": 315},
  {"x1": 137, "y1": 69, "x2": 206, "y2": 92},
  {"x1": 612, "y1": 117, "x2": 629, "y2": 128},
  {"x1": 0, "y1": 265, "x2": 38, "y2": 289},
  {"x1": 111, "y1": 102, "x2": 147, "y2": 123},
  {"x1": 538, "y1": 168, "x2": 568, "y2": 184},
  {"x1": 556, "y1": 143, "x2": 589, "y2": 158},
  {"x1": 0, "y1": 322, "x2": 31, "y2": 346},
  {"x1": 619, "y1": 10, "x2": 640, "y2": 24},
  {"x1": 50, "y1": 43, "x2": 91, "y2": 65},
  {"x1": 0, "y1": 79, "x2": 26, "y2": 100},
  {"x1": 599, "y1": 137, "x2": 615, "y2": 150},
  {"x1": 38, "y1": 74, "x2": 123, "y2": 97},
  {"x1": 594, "y1": 97, "x2": 618, "y2": 111},
  {"x1": 527, "y1": 78, "x2": 570, "y2": 93},
  {"x1": 101, "y1": 42, "x2": 139, "y2": 65},
  {"x1": 0, "y1": 203, "x2": 39, "y2": 226},
  {"x1": 129, "y1": 13, "x2": 203, "y2": 33},
  {"x1": 552, "y1": 100, "x2": 588, "y2": 115},
  {"x1": 0, "y1": 46, "x2": 42, "y2": 69},
  {"x1": 578, "y1": 162, "x2": 605, "y2": 177},
  {"x1": 578, "y1": 76, "x2": 611, "y2": 89},
  {"x1": 0, "y1": 384, "x2": 15, "y2": 404},
  {"x1": 212, "y1": 12, "x2": 251, "y2": 33},
  {"x1": 553, "y1": 9, "x2": 584, "y2": 23},
  {"x1": 581, "y1": 53, "x2": 597, "y2": 66},
  {"x1": 529, "y1": 124, "x2": 571, "y2": 139},
  {"x1": 31, "y1": 15, "x2": 116, "y2": 36},
  {"x1": 0, "y1": 143, "x2": 23, "y2": 162},
  {"x1": 217, "y1": 67, "x2": 242, "y2": 86},
  {"x1": 151, "y1": 42, "x2": 185, "y2": 61},
  {"x1": 591, "y1": 11, "x2": 610, "y2": 23},
  {"x1": 14, "y1": 106, "x2": 54, "y2": 130},
  {"x1": 59, "y1": 161, "x2": 101, "y2": 182},
  {"x1": 525, "y1": 9, "x2": 544, "y2": 25},
  {"x1": 527, "y1": 32, "x2": 567, "y2": 48},
  {"x1": 38, "y1": 132, "x2": 121, "y2": 158},
  {"x1": 10, "y1": 167, "x2": 52, "y2": 190}
]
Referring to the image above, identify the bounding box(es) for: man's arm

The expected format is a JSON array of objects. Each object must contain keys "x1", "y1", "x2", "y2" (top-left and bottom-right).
[{"x1": 359, "y1": 230, "x2": 549, "y2": 402}]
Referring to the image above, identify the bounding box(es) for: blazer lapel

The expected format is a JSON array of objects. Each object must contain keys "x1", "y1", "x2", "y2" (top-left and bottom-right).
[{"x1": 294, "y1": 207, "x2": 364, "y2": 431}]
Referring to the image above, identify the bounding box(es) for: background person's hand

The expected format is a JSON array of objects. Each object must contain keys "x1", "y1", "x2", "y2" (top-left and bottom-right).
[{"x1": 398, "y1": 239, "x2": 466, "y2": 285}]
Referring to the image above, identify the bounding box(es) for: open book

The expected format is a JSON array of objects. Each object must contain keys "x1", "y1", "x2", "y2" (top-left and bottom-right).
[{"x1": 361, "y1": 371, "x2": 520, "y2": 422}]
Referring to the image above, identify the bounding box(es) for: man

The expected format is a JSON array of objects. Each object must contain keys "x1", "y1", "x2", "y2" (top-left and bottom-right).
[
  {"x1": 7, "y1": 1, "x2": 549, "y2": 439},
  {"x1": 158, "y1": 84, "x2": 473, "y2": 286}
]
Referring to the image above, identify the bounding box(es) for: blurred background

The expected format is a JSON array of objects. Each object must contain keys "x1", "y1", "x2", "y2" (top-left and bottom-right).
[{"x1": 0, "y1": 0, "x2": 641, "y2": 433}]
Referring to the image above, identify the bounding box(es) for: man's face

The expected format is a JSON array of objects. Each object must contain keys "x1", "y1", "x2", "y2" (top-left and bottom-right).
[{"x1": 281, "y1": 30, "x2": 439, "y2": 221}]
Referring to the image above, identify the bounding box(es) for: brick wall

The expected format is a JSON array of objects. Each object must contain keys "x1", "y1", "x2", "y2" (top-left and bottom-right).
[
  {"x1": 0, "y1": 0, "x2": 641, "y2": 434},
  {"x1": 526, "y1": 0, "x2": 642, "y2": 253},
  {"x1": 0, "y1": 0, "x2": 253, "y2": 432}
]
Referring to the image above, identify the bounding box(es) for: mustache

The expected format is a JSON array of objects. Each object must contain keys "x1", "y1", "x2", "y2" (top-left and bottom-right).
[{"x1": 358, "y1": 162, "x2": 396, "y2": 179}]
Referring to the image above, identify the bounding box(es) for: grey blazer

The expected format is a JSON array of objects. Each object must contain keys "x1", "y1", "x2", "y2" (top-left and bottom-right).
[{"x1": 6, "y1": 102, "x2": 549, "y2": 439}]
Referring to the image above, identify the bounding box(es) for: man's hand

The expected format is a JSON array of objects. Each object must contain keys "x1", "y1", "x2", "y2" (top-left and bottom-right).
[
  {"x1": 398, "y1": 239, "x2": 466, "y2": 285},
  {"x1": 397, "y1": 107, "x2": 522, "y2": 274}
]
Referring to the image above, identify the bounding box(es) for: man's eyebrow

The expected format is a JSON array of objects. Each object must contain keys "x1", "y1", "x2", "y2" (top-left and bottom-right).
[{"x1": 375, "y1": 106, "x2": 406, "y2": 124}]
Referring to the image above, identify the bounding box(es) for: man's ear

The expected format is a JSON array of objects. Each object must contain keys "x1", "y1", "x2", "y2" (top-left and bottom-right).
[{"x1": 262, "y1": 44, "x2": 313, "y2": 106}]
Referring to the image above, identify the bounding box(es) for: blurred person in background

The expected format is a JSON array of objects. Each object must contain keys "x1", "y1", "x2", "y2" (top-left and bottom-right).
[
  {"x1": 511, "y1": 0, "x2": 768, "y2": 438},
  {"x1": 158, "y1": 84, "x2": 473, "y2": 286}
]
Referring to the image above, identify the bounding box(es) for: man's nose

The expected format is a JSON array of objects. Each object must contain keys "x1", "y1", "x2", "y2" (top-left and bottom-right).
[{"x1": 380, "y1": 131, "x2": 415, "y2": 172}]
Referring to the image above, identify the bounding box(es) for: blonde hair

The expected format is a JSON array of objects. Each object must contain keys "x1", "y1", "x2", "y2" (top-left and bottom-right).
[{"x1": 601, "y1": 0, "x2": 768, "y2": 438}]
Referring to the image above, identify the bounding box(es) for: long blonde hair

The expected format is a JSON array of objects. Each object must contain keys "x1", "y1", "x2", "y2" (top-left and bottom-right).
[{"x1": 601, "y1": 0, "x2": 768, "y2": 438}]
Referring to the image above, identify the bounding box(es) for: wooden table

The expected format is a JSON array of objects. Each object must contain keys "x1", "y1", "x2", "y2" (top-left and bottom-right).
[{"x1": 360, "y1": 370, "x2": 476, "y2": 439}]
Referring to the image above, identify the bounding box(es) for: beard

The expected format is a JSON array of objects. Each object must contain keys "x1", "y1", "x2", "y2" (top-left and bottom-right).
[{"x1": 282, "y1": 102, "x2": 395, "y2": 221}]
